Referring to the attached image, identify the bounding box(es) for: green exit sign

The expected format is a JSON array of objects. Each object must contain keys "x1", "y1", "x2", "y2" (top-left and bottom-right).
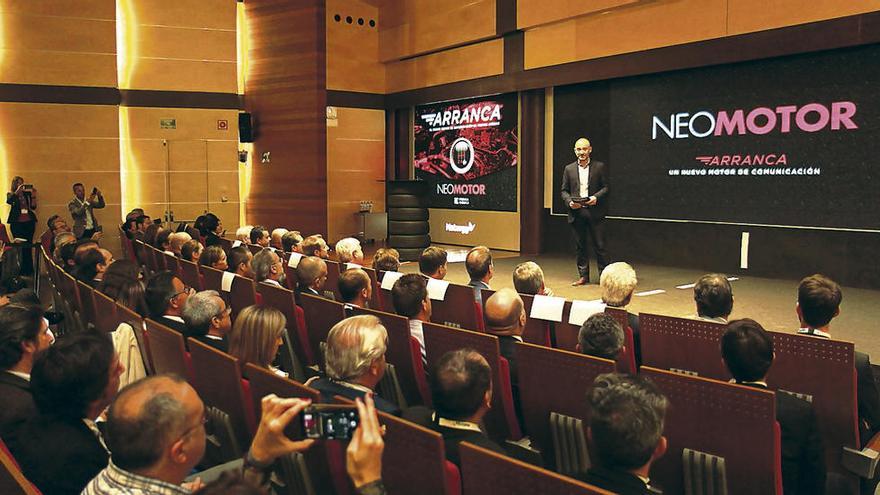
[{"x1": 160, "y1": 118, "x2": 177, "y2": 129}]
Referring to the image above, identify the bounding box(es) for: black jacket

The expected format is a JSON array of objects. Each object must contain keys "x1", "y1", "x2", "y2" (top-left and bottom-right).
[
  {"x1": 309, "y1": 377, "x2": 400, "y2": 416},
  {"x1": 579, "y1": 466, "x2": 658, "y2": 495},
  {"x1": 560, "y1": 160, "x2": 610, "y2": 223},
  {"x1": 0, "y1": 372, "x2": 36, "y2": 438},
  {"x1": 403, "y1": 406, "x2": 507, "y2": 467}
]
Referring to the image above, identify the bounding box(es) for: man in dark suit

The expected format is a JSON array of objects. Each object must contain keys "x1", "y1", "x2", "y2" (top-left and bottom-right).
[
  {"x1": 0, "y1": 304, "x2": 54, "y2": 437},
  {"x1": 796, "y1": 274, "x2": 880, "y2": 444},
  {"x1": 723, "y1": 318, "x2": 826, "y2": 495},
  {"x1": 466, "y1": 245, "x2": 493, "y2": 304},
  {"x1": 144, "y1": 271, "x2": 192, "y2": 334},
  {"x1": 560, "y1": 137, "x2": 610, "y2": 286},
  {"x1": 580, "y1": 373, "x2": 668, "y2": 495},
  {"x1": 181, "y1": 290, "x2": 231, "y2": 352},
  {"x1": 8, "y1": 331, "x2": 124, "y2": 495},
  {"x1": 484, "y1": 289, "x2": 525, "y2": 424},
  {"x1": 68, "y1": 183, "x2": 105, "y2": 240},
  {"x1": 294, "y1": 256, "x2": 333, "y2": 305}
]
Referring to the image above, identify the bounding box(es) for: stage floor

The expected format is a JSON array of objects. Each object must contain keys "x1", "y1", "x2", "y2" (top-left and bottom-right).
[{"x1": 393, "y1": 249, "x2": 880, "y2": 359}]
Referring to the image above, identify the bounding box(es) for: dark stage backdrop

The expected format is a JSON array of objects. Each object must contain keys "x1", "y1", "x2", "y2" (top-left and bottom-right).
[
  {"x1": 553, "y1": 44, "x2": 880, "y2": 232},
  {"x1": 414, "y1": 93, "x2": 518, "y2": 212}
]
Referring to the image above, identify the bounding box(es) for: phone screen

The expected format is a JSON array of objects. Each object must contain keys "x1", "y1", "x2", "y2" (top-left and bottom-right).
[{"x1": 302, "y1": 407, "x2": 359, "y2": 440}]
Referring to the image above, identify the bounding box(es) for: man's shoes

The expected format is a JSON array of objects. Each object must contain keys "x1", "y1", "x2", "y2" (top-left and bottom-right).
[{"x1": 571, "y1": 277, "x2": 589, "y2": 286}]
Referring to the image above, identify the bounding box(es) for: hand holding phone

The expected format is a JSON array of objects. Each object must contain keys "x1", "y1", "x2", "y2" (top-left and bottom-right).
[
  {"x1": 248, "y1": 395, "x2": 315, "y2": 467},
  {"x1": 302, "y1": 405, "x2": 360, "y2": 440}
]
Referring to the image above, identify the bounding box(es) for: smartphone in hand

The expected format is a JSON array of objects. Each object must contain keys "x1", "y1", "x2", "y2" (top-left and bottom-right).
[{"x1": 301, "y1": 405, "x2": 359, "y2": 440}]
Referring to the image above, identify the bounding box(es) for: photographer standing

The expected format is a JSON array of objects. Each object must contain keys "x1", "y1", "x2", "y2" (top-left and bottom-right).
[
  {"x1": 6, "y1": 176, "x2": 37, "y2": 276},
  {"x1": 68, "y1": 182, "x2": 105, "y2": 240}
]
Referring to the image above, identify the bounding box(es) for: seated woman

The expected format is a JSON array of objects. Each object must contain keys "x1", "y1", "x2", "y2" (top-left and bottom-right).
[
  {"x1": 97, "y1": 260, "x2": 148, "y2": 387},
  {"x1": 228, "y1": 305, "x2": 286, "y2": 377},
  {"x1": 199, "y1": 245, "x2": 229, "y2": 271}
]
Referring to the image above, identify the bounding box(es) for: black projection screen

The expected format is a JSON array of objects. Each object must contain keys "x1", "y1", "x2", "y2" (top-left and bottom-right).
[{"x1": 552, "y1": 44, "x2": 880, "y2": 232}]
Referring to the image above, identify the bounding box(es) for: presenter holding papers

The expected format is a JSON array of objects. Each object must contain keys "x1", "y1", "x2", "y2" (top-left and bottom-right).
[{"x1": 561, "y1": 137, "x2": 610, "y2": 286}]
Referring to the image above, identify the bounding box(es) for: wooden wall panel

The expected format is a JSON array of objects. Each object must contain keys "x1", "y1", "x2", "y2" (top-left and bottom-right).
[
  {"x1": 134, "y1": 0, "x2": 236, "y2": 30},
  {"x1": 728, "y1": 0, "x2": 880, "y2": 35},
  {"x1": 326, "y1": 0, "x2": 384, "y2": 93},
  {"x1": 327, "y1": 107, "x2": 385, "y2": 243},
  {"x1": 378, "y1": 0, "x2": 496, "y2": 62},
  {"x1": 386, "y1": 38, "x2": 504, "y2": 93},
  {"x1": 518, "y1": 0, "x2": 642, "y2": 30},
  {"x1": 244, "y1": 0, "x2": 327, "y2": 236}
]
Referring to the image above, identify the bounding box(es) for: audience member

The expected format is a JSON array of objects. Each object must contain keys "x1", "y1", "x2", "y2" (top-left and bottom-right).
[
  {"x1": 143, "y1": 222, "x2": 162, "y2": 248},
  {"x1": 0, "y1": 304, "x2": 54, "y2": 437},
  {"x1": 145, "y1": 271, "x2": 192, "y2": 333},
  {"x1": 7, "y1": 176, "x2": 37, "y2": 276},
  {"x1": 693, "y1": 273, "x2": 733, "y2": 323},
  {"x1": 512, "y1": 261, "x2": 554, "y2": 296},
  {"x1": 404, "y1": 348, "x2": 505, "y2": 466},
  {"x1": 228, "y1": 245, "x2": 255, "y2": 278},
  {"x1": 722, "y1": 318, "x2": 825, "y2": 494},
  {"x1": 202, "y1": 212, "x2": 223, "y2": 247},
  {"x1": 577, "y1": 313, "x2": 625, "y2": 360},
  {"x1": 182, "y1": 290, "x2": 231, "y2": 353},
  {"x1": 796, "y1": 274, "x2": 880, "y2": 442},
  {"x1": 306, "y1": 315, "x2": 400, "y2": 414},
  {"x1": 44, "y1": 214, "x2": 72, "y2": 252},
  {"x1": 281, "y1": 230, "x2": 304, "y2": 253},
  {"x1": 372, "y1": 247, "x2": 400, "y2": 272},
  {"x1": 600, "y1": 262, "x2": 640, "y2": 364},
  {"x1": 391, "y1": 273, "x2": 431, "y2": 361},
  {"x1": 97, "y1": 259, "x2": 141, "y2": 294},
  {"x1": 581, "y1": 373, "x2": 668, "y2": 494},
  {"x1": 483, "y1": 288, "x2": 525, "y2": 422},
  {"x1": 156, "y1": 228, "x2": 174, "y2": 255},
  {"x1": 250, "y1": 225, "x2": 270, "y2": 247},
  {"x1": 52, "y1": 231, "x2": 77, "y2": 265},
  {"x1": 58, "y1": 240, "x2": 79, "y2": 273},
  {"x1": 228, "y1": 305, "x2": 286, "y2": 376},
  {"x1": 103, "y1": 272, "x2": 149, "y2": 388},
  {"x1": 68, "y1": 183, "x2": 105, "y2": 240},
  {"x1": 199, "y1": 245, "x2": 228, "y2": 271},
  {"x1": 169, "y1": 231, "x2": 192, "y2": 257},
  {"x1": 301, "y1": 234, "x2": 329, "y2": 258},
  {"x1": 132, "y1": 214, "x2": 150, "y2": 240},
  {"x1": 253, "y1": 248, "x2": 284, "y2": 286},
  {"x1": 466, "y1": 246, "x2": 493, "y2": 303},
  {"x1": 10, "y1": 331, "x2": 123, "y2": 495},
  {"x1": 339, "y1": 268, "x2": 372, "y2": 311},
  {"x1": 295, "y1": 256, "x2": 332, "y2": 304},
  {"x1": 419, "y1": 246, "x2": 448, "y2": 280},
  {"x1": 336, "y1": 237, "x2": 365, "y2": 264},
  {"x1": 180, "y1": 239, "x2": 204, "y2": 263},
  {"x1": 76, "y1": 247, "x2": 114, "y2": 287},
  {"x1": 270, "y1": 228, "x2": 289, "y2": 251}
]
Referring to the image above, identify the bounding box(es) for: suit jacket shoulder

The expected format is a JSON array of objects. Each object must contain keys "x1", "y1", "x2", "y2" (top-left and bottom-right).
[
  {"x1": 855, "y1": 351, "x2": 880, "y2": 439},
  {"x1": 0, "y1": 373, "x2": 35, "y2": 437},
  {"x1": 310, "y1": 378, "x2": 400, "y2": 416},
  {"x1": 579, "y1": 466, "x2": 654, "y2": 495},
  {"x1": 776, "y1": 392, "x2": 826, "y2": 495}
]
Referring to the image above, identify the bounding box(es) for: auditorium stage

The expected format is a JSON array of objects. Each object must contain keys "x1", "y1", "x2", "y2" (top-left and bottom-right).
[{"x1": 392, "y1": 247, "x2": 880, "y2": 359}]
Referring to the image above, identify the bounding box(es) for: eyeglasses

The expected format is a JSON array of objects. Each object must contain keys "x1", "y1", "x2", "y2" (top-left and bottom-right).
[
  {"x1": 170, "y1": 285, "x2": 193, "y2": 300},
  {"x1": 177, "y1": 413, "x2": 208, "y2": 442},
  {"x1": 214, "y1": 307, "x2": 232, "y2": 319}
]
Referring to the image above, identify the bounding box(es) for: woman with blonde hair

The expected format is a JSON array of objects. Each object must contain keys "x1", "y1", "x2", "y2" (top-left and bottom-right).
[{"x1": 228, "y1": 304, "x2": 286, "y2": 376}]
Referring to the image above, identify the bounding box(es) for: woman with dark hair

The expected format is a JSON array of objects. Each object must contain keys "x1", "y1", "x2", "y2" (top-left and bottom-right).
[
  {"x1": 199, "y1": 245, "x2": 228, "y2": 271},
  {"x1": 180, "y1": 239, "x2": 204, "y2": 263},
  {"x1": 6, "y1": 176, "x2": 38, "y2": 276},
  {"x1": 202, "y1": 212, "x2": 223, "y2": 247},
  {"x1": 143, "y1": 223, "x2": 163, "y2": 248},
  {"x1": 97, "y1": 260, "x2": 142, "y2": 300}
]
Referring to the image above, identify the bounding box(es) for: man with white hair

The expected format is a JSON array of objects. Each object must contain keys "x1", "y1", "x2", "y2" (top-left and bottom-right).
[
  {"x1": 599, "y1": 262, "x2": 640, "y2": 365},
  {"x1": 306, "y1": 315, "x2": 400, "y2": 415},
  {"x1": 512, "y1": 261, "x2": 554, "y2": 296},
  {"x1": 168, "y1": 231, "x2": 192, "y2": 257},
  {"x1": 252, "y1": 248, "x2": 285, "y2": 287},
  {"x1": 336, "y1": 237, "x2": 364, "y2": 265},
  {"x1": 235, "y1": 225, "x2": 253, "y2": 243},
  {"x1": 271, "y1": 228, "x2": 289, "y2": 251},
  {"x1": 182, "y1": 290, "x2": 232, "y2": 352}
]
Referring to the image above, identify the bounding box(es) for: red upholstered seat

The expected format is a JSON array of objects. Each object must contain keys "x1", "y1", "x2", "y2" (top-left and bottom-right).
[{"x1": 299, "y1": 293, "x2": 347, "y2": 369}]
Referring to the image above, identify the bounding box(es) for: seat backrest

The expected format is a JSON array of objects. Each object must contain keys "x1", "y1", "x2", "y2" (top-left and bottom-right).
[
  {"x1": 381, "y1": 411, "x2": 455, "y2": 495},
  {"x1": 244, "y1": 363, "x2": 319, "y2": 421},
  {"x1": 324, "y1": 259, "x2": 344, "y2": 301},
  {"x1": 257, "y1": 282, "x2": 312, "y2": 366},
  {"x1": 459, "y1": 442, "x2": 613, "y2": 495},
  {"x1": 117, "y1": 304, "x2": 151, "y2": 374},
  {"x1": 519, "y1": 293, "x2": 552, "y2": 346},
  {"x1": 765, "y1": 331, "x2": 859, "y2": 479},
  {"x1": 350, "y1": 306, "x2": 430, "y2": 406},
  {"x1": 200, "y1": 265, "x2": 225, "y2": 293},
  {"x1": 152, "y1": 246, "x2": 167, "y2": 272},
  {"x1": 640, "y1": 313, "x2": 729, "y2": 379},
  {"x1": 144, "y1": 318, "x2": 191, "y2": 379},
  {"x1": 431, "y1": 283, "x2": 481, "y2": 331},
  {"x1": 423, "y1": 321, "x2": 521, "y2": 442},
  {"x1": 361, "y1": 266, "x2": 383, "y2": 310},
  {"x1": 189, "y1": 338, "x2": 256, "y2": 440},
  {"x1": 557, "y1": 300, "x2": 581, "y2": 352},
  {"x1": 229, "y1": 274, "x2": 257, "y2": 320},
  {"x1": 299, "y1": 293, "x2": 347, "y2": 368},
  {"x1": 0, "y1": 437, "x2": 39, "y2": 495},
  {"x1": 179, "y1": 259, "x2": 203, "y2": 292},
  {"x1": 640, "y1": 367, "x2": 780, "y2": 495},
  {"x1": 247, "y1": 243, "x2": 262, "y2": 256},
  {"x1": 515, "y1": 342, "x2": 616, "y2": 470},
  {"x1": 76, "y1": 280, "x2": 98, "y2": 328},
  {"x1": 163, "y1": 252, "x2": 181, "y2": 276},
  {"x1": 603, "y1": 306, "x2": 637, "y2": 373},
  {"x1": 93, "y1": 290, "x2": 119, "y2": 334}
]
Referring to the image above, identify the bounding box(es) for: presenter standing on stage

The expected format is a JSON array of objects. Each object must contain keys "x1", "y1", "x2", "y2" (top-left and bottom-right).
[{"x1": 561, "y1": 137, "x2": 609, "y2": 286}]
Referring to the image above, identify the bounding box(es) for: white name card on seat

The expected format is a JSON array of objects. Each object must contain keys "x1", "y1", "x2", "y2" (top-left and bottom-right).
[
  {"x1": 568, "y1": 299, "x2": 606, "y2": 326},
  {"x1": 380, "y1": 271, "x2": 404, "y2": 290},
  {"x1": 530, "y1": 295, "x2": 566, "y2": 322},
  {"x1": 426, "y1": 278, "x2": 450, "y2": 301},
  {"x1": 287, "y1": 252, "x2": 303, "y2": 268},
  {"x1": 232, "y1": 240, "x2": 242, "y2": 248},
  {"x1": 221, "y1": 271, "x2": 235, "y2": 292}
]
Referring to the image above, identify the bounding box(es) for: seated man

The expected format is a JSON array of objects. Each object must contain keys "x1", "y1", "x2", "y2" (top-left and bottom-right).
[
  {"x1": 235, "y1": 225, "x2": 253, "y2": 243},
  {"x1": 250, "y1": 225, "x2": 270, "y2": 247},
  {"x1": 182, "y1": 290, "x2": 232, "y2": 353},
  {"x1": 168, "y1": 231, "x2": 192, "y2": 257},
  {"x1": 253, "y1": 248, "x2": 285, "y2": 287},
  {"x1": 75, "y1": 247, "x2": 114, "y2": 288},
  {"x1": 404, "y1": 348, "x2": 506, "y2": 466},
  {"x1": 796, "y1": 274, "x2": 880, "y2": 442},
  {"x1": 391, "y1": 273, "x2": 431, "y2": 361},
  {"x1": 295, "y1": 256, "x2": 333, "y2": 304},
  {"x1": 693, "y1": 273, "x2": 733, "y2": 323},
  {"x1": 599, "y1": 262, "x2": 640, "y2": 364},
  {"x1": 281, "y1": 230, "x2": 304, "y2": 253},
  {"x1": 10, "y1": 331, "x2": 123, "y2": 495},
  {"x1": 722, "y1": 318, "x2": 825, "y2": 494},
  {"x1": 372, "y1": 247, "x2": 400, "y2": 272},
  {"x1": 339, "y1": 267, "x2": 372, "y2": 313},
  {"x1": 145, "y1": 271, "x2": 193, "y2": 333},
  {"x1": 156, "y1": 228, "x2": 174, "y2": 255},
  {"x1": 306, "y1": 315, "x2": 399, "y2": 415},
  {"x1": 228, "y1": 245, "x2": 255, "y2": 279},
  {"x1": 466, "y1": 246, "x2": 493, "y2": 303},
  {"x1": 577, "y1": 313, "x2": 625, "y2": 361},
  {"x1": 419, "y1": 246, "x2": 448, "y2": 280},
  {"x1": 336, "y1": 237, "x2": 365, "y2": 265},
  {"x1": 581, "y1": 373, "x2": 668, "y2": 494},
  {"x1": 483, "y1": 288, "x2": 525, "y2": 423},
  {"x1": 0, "y1": 304, "x2": 54, "y2": 437},
  {"x1": 512, "y1": 261, "x2": 554, "y2": 296},
  {"x1": 271, "y1": 227, "x2": 289, "y2": 251},
  {"x1": 301, "y1": 234, "x2": 330, "y2": 258}
]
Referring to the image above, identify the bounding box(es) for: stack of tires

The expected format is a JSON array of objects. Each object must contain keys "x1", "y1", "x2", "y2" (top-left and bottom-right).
[{"x1": 386, "y1": 180, "x2": 430, "y2": 262}]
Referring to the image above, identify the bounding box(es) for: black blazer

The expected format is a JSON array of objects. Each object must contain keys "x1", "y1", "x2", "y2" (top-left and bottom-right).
[
  {"x1": 158, "y1": 315, "x2": 189, "y2": 334},
  {"x1": 402, "y1": 406, "x2": 507, "y2": 467},
  {"x1": 0, "y1": 372, "x2": 36, "y2": 438},
  {"x1": 856, "y1": 351, "x2": 880, "y2": 443},
  {"x1": 6, "y1": 191, "x2": 36, "y2": 224},
  {"x1": 309, "y1": 377, "x2": 400, "y2": 416},
  {"x1": 560, "y1": 160, "x2": 610, "y2": 223},
  {"x1": 578, "y1": 466, "x2": 658, "y2": 495}
]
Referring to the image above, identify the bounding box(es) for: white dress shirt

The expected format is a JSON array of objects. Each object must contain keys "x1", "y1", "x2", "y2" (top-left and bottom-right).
[{"x1": 578, "y1": 161, "x2": 590, "y2": 198}]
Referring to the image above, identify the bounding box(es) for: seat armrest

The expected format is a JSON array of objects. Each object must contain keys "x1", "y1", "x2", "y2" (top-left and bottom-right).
[{"x1": 842, "y1": 431, "x2": 880, "y2": 479}]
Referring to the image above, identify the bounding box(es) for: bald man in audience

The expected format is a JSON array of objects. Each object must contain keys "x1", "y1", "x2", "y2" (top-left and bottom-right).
[
  {"x1": 271, "y1": 228, "x2": 289, "y2": 251},
  {"x1": 466, "y1": 245, "x2": 493, "y2": 303},
  {"x1": 484, "y1": 288, "x2": 526, "y2": 423},
  {"x1": 512, "y1": 261, "x2": 554, "y2": 296},
  {"x1": 339, "y1": 268, "x2": 372, "y2": 314},
  {"x1": 295, "y1": 256, "x2": 332, "y2": 305},
  {"x1": 419, "y1": 246, "x2": 448, "y2": 280}
]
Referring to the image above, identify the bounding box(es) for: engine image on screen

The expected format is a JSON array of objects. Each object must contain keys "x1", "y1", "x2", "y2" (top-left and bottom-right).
[{"x1": 414, "y1": 93, "x2": 518, "y2": 212}]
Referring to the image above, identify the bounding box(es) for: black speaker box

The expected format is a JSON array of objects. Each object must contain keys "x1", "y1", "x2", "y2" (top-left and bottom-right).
[{"x1": 238, "y1": 112, "x2": 253, "y2": 143}]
